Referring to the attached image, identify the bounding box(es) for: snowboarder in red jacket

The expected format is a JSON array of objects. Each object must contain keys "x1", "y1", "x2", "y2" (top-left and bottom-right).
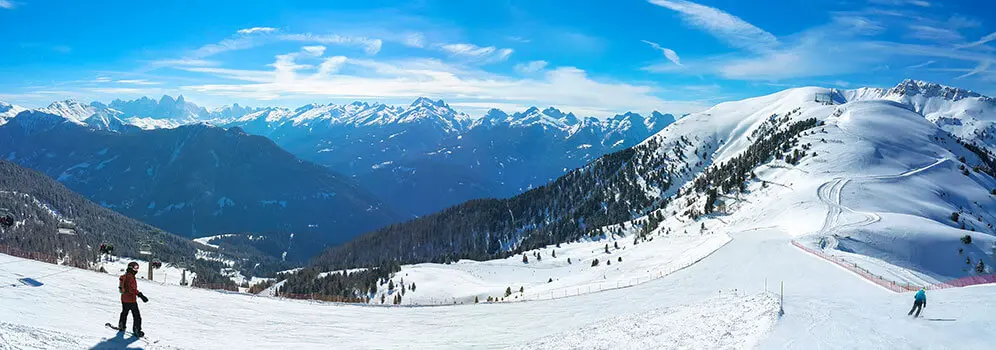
[{"x1": 118, "y1": 262, "x2": 149, "y2": 337}]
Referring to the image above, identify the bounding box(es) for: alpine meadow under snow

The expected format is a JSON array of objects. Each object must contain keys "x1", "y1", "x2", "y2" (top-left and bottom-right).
[{"x1": 4, "y1": 80, "x2": 996, "y2": 349}]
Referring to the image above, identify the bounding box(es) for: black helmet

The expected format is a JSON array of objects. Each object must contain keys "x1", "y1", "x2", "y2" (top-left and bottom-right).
[{"x1": 127, "y1": 262, "x2": 140, "y2": 270}]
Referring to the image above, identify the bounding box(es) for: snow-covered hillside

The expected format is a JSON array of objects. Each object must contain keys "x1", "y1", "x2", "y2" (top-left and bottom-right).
[
  {"x1": 0, "y1": 101, "x2": 26, "y2": 126},
  {"x1": 4, "y1": 225, "x2": 996, "y2": 349},
  {"x1": 368, "y1": 232, "x2": 730, "y2": 305}
]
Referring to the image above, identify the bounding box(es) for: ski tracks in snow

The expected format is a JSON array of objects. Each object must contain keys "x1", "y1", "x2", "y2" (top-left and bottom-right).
[{"x1": 815, "y1": 157, "x2": 949, "y2": 247}]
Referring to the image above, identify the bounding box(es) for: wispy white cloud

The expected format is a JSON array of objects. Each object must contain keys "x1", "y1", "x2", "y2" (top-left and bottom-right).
[
  {"x1": 439, "y1": 43, "x2": 513, "y2": 64},
  {"x1": 116, "y1": 79, "x2": 161, "y2": 85},
  {"x1": 648, "y1": 0, "x2": 778, "y2": 52},
  {"x1": 514, "y1": 60, "x2": 548, "y2": 73},
  {"x1": 176, "y1": 48, "x2": 706, "y2": 116},
  {"x1": 869, "y1": 0, "x2": 931, "y2": 7},
  {"x1": 147, "y1": 58, "x2": 217, "y2": 67},
  {"x1": 237, "y1": 27, "x2": 277, "y2": 35},
  {"x1": 315, "y1": 56, "x2": 348, "y2": 77},
  {"x1": 301, "y1": 45, "x2": 326, "y2": 56},
  {"x1": 94, "y1": 77, "x2": 112, "y2": 83},
  {"x1": 278, "y1": 33, "x2": 382, "y2": 55},
  {"x1": 0, "y1": 0, "x2": 15, "y2": 9},
  {"x1": 641, "y1": 40, "x2": 682, "y2": 66},
  {"x1": 192, "y1": 36, "x2": 260, "y2": 58},
  {"x1": 906, "y1": 60, "x2": 935, "y2": 69},
  {"x1": 506, "y1": 36, "x2": 531, "y2": 43},
  {"x1": 906, "y1": 25, "x2": 963, "y2": 42},
  {"x1": 957, "y1": 60, "x2": 992, "y2": 79},
  {"x1": 644, "y1": 3, "x2": 996, "y2": 83},
  {"x1": 831, "y1": 15, "x2": 886, "y2": 36},
  {"x1": 947, "y1": 15, "x2": 981, "y2": 29},
  {"x1": 958, "y1": 32, "x2": 996, "y2": 49},
  {"x1": 403, "y1": 32, "x2": 426, "y2": 48}
]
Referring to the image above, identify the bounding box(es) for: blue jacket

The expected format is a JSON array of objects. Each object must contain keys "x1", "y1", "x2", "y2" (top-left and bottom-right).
[{"x1": 914, "y1": 290, "x2": 926, "y2": 302}]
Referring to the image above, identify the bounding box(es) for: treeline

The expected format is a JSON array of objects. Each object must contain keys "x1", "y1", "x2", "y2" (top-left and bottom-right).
[
  {"x1": 0, "y1": 160, "x2": 196, "y2": 265},
  {"x1": 0, "y1": 160, "x2": 277, "y2": 286},
  {"x1": 277, "y1": 261, "x2": 401, "y2": 300},
  {"x1": 304, "y1": 122, "x2": 708, "y2": 274},
  {"x1": 693, "y1": 115, "x2": 820, "y2": 194}
]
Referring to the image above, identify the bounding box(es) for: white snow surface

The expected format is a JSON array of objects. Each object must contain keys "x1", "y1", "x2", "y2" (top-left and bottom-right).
[
  {"x1": 3, "y1": 83, "x2": 996, "y2": 349},
  {"x1": 124, "y1": 117, "x2": 184, "y2": 130},
  {"x1": 376, "y1": 233, "x2": 730, "y2": 305}
]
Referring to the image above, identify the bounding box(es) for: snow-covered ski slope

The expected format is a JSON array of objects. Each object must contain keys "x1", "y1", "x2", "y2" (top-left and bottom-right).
[
  {"x1": 3, "y1": 227, "x2": 995, "y2": 349},
  {"x1": 3, "y1": 83, "x2": 996, "y2": 349}
]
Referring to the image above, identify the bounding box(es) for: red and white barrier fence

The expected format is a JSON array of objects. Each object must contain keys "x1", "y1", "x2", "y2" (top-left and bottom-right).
[{"x1": 791, "y1": 240, "x2": 996, "y2": 292}]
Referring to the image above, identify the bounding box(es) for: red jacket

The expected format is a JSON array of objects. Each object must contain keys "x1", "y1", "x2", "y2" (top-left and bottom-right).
[{"x1": 119, "y1": 272, "x2": 140, "y2": 303}]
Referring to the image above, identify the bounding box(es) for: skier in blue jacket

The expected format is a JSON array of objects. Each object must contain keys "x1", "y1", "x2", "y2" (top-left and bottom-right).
[{"x1": 908, "y1": 288, "x2": 926, "y2": 317}]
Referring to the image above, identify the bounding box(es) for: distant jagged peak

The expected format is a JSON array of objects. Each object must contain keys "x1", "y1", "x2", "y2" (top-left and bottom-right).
[
  {"x1": 409, "y1": 96, "x2": 448, "y2": 109},
  {"x1": 888, "y1": 79, "x2": 993, "y2": 102}
]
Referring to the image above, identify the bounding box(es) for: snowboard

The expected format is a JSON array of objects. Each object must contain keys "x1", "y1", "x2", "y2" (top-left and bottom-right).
[{"x1": 105, "y1": 323, "x2": 159, "y2": 344}]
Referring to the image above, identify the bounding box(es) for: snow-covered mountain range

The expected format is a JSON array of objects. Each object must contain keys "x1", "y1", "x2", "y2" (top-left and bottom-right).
[
  {"x1": 308, "y1": 79, "x2": 996, "y2": 291},
  {"x1": 4, "y1": 95, "x2": 677, "y2": 216},
  {"x1": 218, "y1": 98, "x2": 675, "y2": 216}
]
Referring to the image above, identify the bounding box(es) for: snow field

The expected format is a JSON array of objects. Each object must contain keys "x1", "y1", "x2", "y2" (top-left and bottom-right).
[{"x1": 375, "y1": 231, "x2": 730, "y2": 305}]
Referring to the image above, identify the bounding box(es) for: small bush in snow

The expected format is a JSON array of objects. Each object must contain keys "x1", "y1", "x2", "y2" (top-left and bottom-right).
[
  {"x1": 522, "y1": 254, "x2": 528, "y2": 264},
  {"x1": 951, "y1": 212, "x2": 960, "y2": 222},
  {"x1": 591, "y1": 258, "x2": 600, "y2": 267},
  {"x1": 505, "y1": 287, "x2": 512, "y2": 297},
  {"x1": 961, "y1": 235, "x2": 972, "y2": 244},
  {"x1": 548, "y1": 278, "x2": 553, "y2": 283},
  {"x1": 520, "y1": 286, "x2": 524, "y2": 293},
  {"x1": 976, "y1": 260, "x2": 986, "y2": 274},
  {"x1": 552, "y1": 250, "x2": 557, "y2": 258},
  {"x1": 475, "y1": 296, "x2": 479, "y2": 303},
  {"x1": 388, "y1": 279, "x2": 395, "y2": 291},
  {"x1": 618, "y1": 257, "x2": 622, "y2": 262},
  {"x1": 604, "y1": 244, "x2": 610, "y2": 254},
  {"x1": 614, "y1": 242, "x2": 620, "y2": 249},
  {"x1": 607, "y1": 259, "x2": 611, "y2": 266},
  {"x1": 567, "y1": 258, "x2": 572, "y2": 264}
]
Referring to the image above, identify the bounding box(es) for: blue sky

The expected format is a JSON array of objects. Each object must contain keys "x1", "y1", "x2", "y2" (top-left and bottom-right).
[{"x1": 1, "y1": 0, "x2": 995, "y2": 117}]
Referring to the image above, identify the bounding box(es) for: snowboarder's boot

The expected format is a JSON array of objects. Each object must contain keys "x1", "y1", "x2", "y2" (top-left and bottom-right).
[
  {"x1": 133, "y1": 329, "x2": 144, "y2": 338},
  {"x1": 117, "y1": 323, "x2": 126, "y2": 331}
]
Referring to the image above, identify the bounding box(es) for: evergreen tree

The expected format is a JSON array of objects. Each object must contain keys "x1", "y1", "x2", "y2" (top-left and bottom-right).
[
  {"x1": 977, "y1": 260, "x2": 986, "y2": 274},
  {"x1": 519, "y1": 286, "x2": 524, "y2": 294},
  {"x1": 548, "y1": 278, "x2": 553, "y2": 283},
  {"x1": 568, "y1": 258, "x2": 572, "y2": 264},
  {"x1": 381, "y1": 293, "x2": 386, "y2": 304},
  {"x1": 475, "y1": 296, "x2": 479, "y2": 303},
  {"x1": 604, "y1": 244, "x2": 610, "y2": 254},
  {"x1": 614, "y1": 242, "x2": 619, "y2": 249},
  {"x1": 592, "y1": 258, "x2": 600, "y2": 267},
  {"x1": 522, "y1": 254, "x2": 529, "y2": 263},
  {"x1": 505, "y1": 287, "x2": 512, "y2": 297},
  {"x1": 388, "y1": 279, "x2": 395, "y2": 291},
  {"x1": 552, "y1": 250, "x2": 557, "y2": 258}
]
